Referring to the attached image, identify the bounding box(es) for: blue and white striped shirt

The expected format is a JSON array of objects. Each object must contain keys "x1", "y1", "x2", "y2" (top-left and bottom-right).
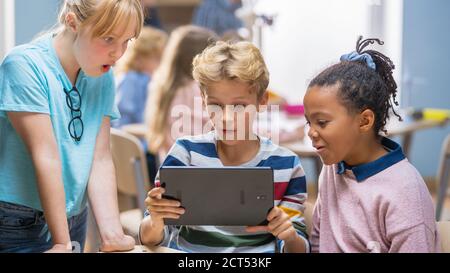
[{"x1": 145, "y1": 131, "x2": 309, "y2": 253}]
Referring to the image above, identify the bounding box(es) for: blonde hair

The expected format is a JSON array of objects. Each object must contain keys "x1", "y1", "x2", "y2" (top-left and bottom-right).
[
  {"x1": 115, "y1": 26, "x2": 168, "y2": 75},
  {"x1": 145, "y1": 25, "x2": 218, "y2": 154},
  {"x1": 192, "y1": 41, "x2": 270, "y2": 98},
  {"x1": 56, "y1": 0, "x2": 144, "y2": 38}
]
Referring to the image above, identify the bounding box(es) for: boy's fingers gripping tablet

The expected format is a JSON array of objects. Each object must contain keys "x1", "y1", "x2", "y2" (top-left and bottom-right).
[
  {"x1": 245, "y1": 226, "x2": 269, "y2": 233},
  {"x1": 150, "y1": 199, "x2": 182, "y2": 208},
  {"x1": 148, "y1": 205, "x2": 185, "y2": 214},
  {"x1": 267, "y1": 207, "x2": 280, "y2": 221},
  {"x1": 156, "y1": 213, "x2": 180, "y2": 220},
  {"x1": 149, "y1": 187, "x2": 165, "y2": 199}
]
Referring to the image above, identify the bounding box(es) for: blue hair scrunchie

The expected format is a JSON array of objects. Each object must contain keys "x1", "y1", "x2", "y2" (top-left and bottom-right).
[{"x1": 340, "y1": 51, "x2": 376, "y2": 70}]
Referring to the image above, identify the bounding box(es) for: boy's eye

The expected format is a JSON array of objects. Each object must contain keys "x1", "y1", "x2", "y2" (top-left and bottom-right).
[
  {"x1": 233, "y1": 104, "x2": 246, "y2": 111},
  {"x1": 208, "y1": 103, "x2": 222, "y2": 108},
  {"x1": 207, "y1": 104, "x2": 224, "y2": 113}
]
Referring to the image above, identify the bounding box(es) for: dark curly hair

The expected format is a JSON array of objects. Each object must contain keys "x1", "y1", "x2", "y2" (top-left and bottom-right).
[{"x1": 308, "y1": 36, "x2": 402, "y2": 135}]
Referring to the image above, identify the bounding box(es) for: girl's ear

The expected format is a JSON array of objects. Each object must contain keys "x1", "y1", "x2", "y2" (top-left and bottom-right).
[
  {"x1": 257, "y1": 91, "x2": 269, "y2": 112},
  {"x1": 359, "y1": 109, "x2": 375, "y2": 133},
  {"x1": 65, "y1": 12, "x2": 79, "y2": 33}
]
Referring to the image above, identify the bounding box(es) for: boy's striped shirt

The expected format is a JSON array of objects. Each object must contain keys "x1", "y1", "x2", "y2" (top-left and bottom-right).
[{"x1": 145, "y1": 131, "x2": 309, "y2": 253}]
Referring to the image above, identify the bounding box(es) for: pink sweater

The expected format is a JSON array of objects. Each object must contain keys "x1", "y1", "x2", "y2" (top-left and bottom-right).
[{"x1": 310, "y1": 139, "x2": 441, "y2": 253}]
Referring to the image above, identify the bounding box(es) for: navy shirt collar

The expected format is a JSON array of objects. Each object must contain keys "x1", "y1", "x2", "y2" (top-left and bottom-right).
[{"x1": 336, "y1": 137, "x2": 405, "y2": 182}]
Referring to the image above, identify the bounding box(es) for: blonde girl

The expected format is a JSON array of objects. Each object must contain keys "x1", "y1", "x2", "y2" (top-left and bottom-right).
[{"x1": 0, "y1": 0, "x2": 143, "y2": 253}]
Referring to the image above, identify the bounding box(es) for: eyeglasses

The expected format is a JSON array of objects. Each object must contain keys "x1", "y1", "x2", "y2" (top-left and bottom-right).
[{"x1": 64, "y1": 86, "x2": 84, "y2": 142}]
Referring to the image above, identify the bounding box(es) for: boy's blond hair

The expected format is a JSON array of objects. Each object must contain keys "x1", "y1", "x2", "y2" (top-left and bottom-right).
[
  {"x1": 192, "y1": 41, "x2": 270, "y2": 98},
  {"x1": 57, "y1": 0, "x2": 144, "y2": 38},
  {"x1": 115, "y1": 26, "x2": 168, "y2": 75}
]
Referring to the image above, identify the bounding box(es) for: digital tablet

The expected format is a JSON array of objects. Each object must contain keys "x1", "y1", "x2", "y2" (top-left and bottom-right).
[{"x1": 159, "y1": 166, "x2": 274, "y2": 226}]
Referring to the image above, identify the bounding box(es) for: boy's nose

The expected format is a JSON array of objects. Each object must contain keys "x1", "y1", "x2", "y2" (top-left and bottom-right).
[
  {"x1": 222, "y1": 106, "x2": 236, "y2": 130},
  {"x1": 222, "y1": 118, "x2": 235, "y2": 130},
  {"x1": 223, "y1": 106, "x2": 235, "y2": 120}
]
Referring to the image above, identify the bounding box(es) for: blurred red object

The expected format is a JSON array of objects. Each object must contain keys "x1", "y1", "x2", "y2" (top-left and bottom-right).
[{"x1": 283, "y1": 104, "x2": 305, "y2": 116}]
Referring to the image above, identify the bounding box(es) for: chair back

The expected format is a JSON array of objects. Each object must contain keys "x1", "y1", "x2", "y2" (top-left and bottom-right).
[{"x1": 110, "y1": 128, "x2": 150, "y2": 213}]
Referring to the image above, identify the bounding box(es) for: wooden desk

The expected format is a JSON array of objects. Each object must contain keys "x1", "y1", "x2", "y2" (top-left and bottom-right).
[
  {"x1": 385, "y1": 117, "x2": 448, "y2": 157},
  {"x1": 281, "y1": 138, "x2": 321, "y2": 176},
  {"x1": 107, "y1": 245, "x2": 184, "y2": 253},
  {"x1": 282, "y1": 117, "x2": 448, "y2": 175}
]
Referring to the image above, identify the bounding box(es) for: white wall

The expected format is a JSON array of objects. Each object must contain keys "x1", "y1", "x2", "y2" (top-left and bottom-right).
[
  {"x1": 376, "y1": 0, "x2": 404, "y2": 101},
  {"x1": 254, "y1": 0, "x2": 403, "y2": 104},
  {"x1": 0, "y1": 0, "x2": 15, "y2": 60},
  {"x1": 14, "y1": 0, "x2": 60, "y2": 45}
]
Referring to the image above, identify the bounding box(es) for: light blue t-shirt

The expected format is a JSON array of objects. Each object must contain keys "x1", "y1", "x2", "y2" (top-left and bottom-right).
[{"x1": 0, "y1": 34, "x2": 120, "y2": 217}]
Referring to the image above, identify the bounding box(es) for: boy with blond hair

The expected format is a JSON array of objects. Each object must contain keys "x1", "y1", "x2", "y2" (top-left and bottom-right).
[{"x1": 139, "y1": 41, "x2": 309, "y2": 253}]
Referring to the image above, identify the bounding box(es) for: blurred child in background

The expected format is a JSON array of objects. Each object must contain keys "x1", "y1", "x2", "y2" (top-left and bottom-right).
[
  {"x1": 193, "y1": 0, "x2": 243, "y2": 36},
  {"x1": 145, "y1": 25, "x2": 218, "y2": 163},
  {"x1": 114, "y1": 26, "x2": 167, "y2": 128}
]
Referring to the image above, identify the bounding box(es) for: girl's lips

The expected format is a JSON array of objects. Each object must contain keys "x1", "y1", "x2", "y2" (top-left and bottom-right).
[
  {"x1": 102, "y1": 65, "x2": 111, "y2": 72},
  {"x1": 314, "y1": 145, "x2": 326, "y2": 153}
]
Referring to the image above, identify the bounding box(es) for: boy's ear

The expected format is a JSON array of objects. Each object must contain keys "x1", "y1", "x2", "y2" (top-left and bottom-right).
[
  {"x1": 257, "y1": 91, "x2": 269, "y2": 112},
  {"x1": 359, "y1": 109, "x2": 375, "y2": 133},
  {"x1": 200, "y1": 90, "x2": 207, "y2": 108},
  {"x1": 65, "y1": 12, "x2": 79, "y2": 33}
]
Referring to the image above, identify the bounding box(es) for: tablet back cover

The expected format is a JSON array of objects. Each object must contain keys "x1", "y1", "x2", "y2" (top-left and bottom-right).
[{"x1": 160, "y1": 167, "x2": 274, "y2": 226}]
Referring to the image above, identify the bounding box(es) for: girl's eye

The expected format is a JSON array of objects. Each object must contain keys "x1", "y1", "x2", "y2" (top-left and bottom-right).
[
  {"x1": 103, "y1": 37, "x2": 114, "y2": 44},
  {"x1": 317, "y1": 120, "x2": 328, "y2": 128}
]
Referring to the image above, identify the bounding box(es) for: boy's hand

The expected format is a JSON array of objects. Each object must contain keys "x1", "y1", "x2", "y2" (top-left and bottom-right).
[
  {"x1": 145, "y1": 187, "x2": 185, "y2": 221},
  {"x1": 246, "y1": 207, "x2": 297, "y2": 242}
]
